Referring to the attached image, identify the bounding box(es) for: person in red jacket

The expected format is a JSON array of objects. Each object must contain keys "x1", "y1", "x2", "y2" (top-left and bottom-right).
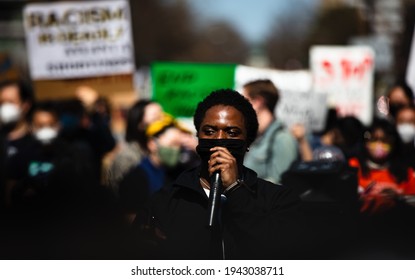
[{"x1": 349, "y1": 118, "x2": 415, "y2": 215}]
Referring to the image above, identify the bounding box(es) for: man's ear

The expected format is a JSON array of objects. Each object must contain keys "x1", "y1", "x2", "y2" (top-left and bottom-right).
[{"x1": 250, "y1": 96, "x2": 265, "y2": 110}]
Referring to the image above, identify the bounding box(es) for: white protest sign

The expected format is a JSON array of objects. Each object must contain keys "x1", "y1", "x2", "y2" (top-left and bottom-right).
[
  {"x1": 277, "y1": 90, "x2": 327, "y2": 132},
  {"x1": 23, "y1": 0, "x2": 135, "y2": 80},
  {"x1": 234, "y1": 65, "x2": 312, "y2": 93},
  {"x1": 310, "y1": 46, "x2": 375, "y2": 125},
  {"x1": 406, "y1": 24, "x2": 415, "y2": 99},
  {"x1": 235, "y1": 65, "x2": 327, "y2": 131}
]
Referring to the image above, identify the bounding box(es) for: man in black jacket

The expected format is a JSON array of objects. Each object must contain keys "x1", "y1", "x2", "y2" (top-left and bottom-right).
[{"x1": 151, "y1": 89, "x2": 302, "y2": 259}]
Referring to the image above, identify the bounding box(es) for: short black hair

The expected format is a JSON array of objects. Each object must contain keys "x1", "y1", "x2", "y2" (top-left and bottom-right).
[
  {"x1": 360, "y1": 117, "x2": 407, "y2": 182},
  {"x1": 125, "y1": 99, "x2": 153, "y2": 144},
  {"x1": 193, "y1": 88, "x2": 258, "y2": 146},
  {"x1": 0, "y1": 79, "x2": 34, "y2": 104},
  {"x1": 387, "y1": 80, "x2": 414, "y2": 102},
  {"x1": 31, "y1": 101, "x2": 59, "y2": 122}
]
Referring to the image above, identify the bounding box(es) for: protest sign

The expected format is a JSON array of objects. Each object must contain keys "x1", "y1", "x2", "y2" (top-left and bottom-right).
[
  {"x1": 406, "y1": 24, "x2": 415, "y2": 99},
  {"x1": 235, "y1": 65, "x2": 327, "y2": 132},
  {"x1": 151, "y1": 62, "x2": 236, "y2": 117},
  {"x1": 310, "y1": 46, "x2": 375, "y2": 125},
  {"x1": 234, "y1": 65, "x2": 312, "y2": 93},
  {"x1": 277, "y1": 90, "x2": 327, "y2": 132},
  {"x1": 23, "y1": 0, "x2": 134, "y2": 80}
]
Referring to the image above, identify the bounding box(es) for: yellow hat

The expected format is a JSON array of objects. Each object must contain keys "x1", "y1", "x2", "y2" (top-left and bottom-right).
[{"x1": 145, "y1": 113, "x2": 190, "y2": 138}]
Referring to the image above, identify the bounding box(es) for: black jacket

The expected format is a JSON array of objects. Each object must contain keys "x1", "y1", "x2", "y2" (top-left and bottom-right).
[{"x1": 151, "y1": 166, "x2": 303, "y2": 259}]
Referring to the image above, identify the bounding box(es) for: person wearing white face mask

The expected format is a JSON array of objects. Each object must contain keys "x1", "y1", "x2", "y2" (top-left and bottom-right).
[
  {"x1": 0, "y1": 102, "x2": 22, "y2": 125},
  {"x1": 10, "y1": 102, "x2": 96, "y2": 212},
  {"x1": 33, "y1": 126, "x2": 58, "y2": 145},
  {"x1": 0, "y1": 79, "x2": 36, "y2": 209},
  {"x1": 11, "y1": 102, "x2": 64, "y2": 208},
  {"x1": 31, "y1": 104, "x2": 60, "y2": 146},
  {"x1": 0, "y1": 80, "x2": 33, "y2": 138},
  {"x1": 395, "y1": 106, "x2": 415, "y2": 170},
  {"x1": 3, "y1": 102, "x2": 120, "y2": 258}
]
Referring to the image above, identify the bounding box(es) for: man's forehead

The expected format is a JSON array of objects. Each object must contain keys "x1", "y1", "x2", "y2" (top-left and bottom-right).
[
  {"x1": 201, "y1": 106, "x2": 245, "y2": 131},
  {"x1": 0, "y1": 85, "x2": 20, "y2": 100}
]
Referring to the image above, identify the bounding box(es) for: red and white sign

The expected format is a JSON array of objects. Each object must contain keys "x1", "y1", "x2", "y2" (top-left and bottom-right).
[{"x1": 310, "y1": 46, "x2": 375, "y2": 125}]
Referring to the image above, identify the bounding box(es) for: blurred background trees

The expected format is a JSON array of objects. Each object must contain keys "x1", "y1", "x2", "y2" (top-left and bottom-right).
[
  {"x1": 130, "y1": 0, "x2": 249, "y2": 67},
  {"x1": 2, "y1": 0, "x2": 415, "y2": 84}
]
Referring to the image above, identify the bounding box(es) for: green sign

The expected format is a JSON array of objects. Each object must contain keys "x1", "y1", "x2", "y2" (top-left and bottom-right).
[{"x1": 151, "y1": 62, "x2": 236, "y2": 117}]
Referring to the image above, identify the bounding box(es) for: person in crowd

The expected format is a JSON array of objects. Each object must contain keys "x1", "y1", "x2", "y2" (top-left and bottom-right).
[
  {"x1": 1, "y1": 101, "x2": 126, "y2": 259},
  {"x1": 0, "y1": 79, "x2": 36, "y2": 209},
  {"x1": 395, "y1": 105, "x2": 415, "y2": 170},
  {"x1": 290, "y1": 123, "x2": 314, "y2": 162},
  {"x1": 150, "y1": 89, "x2": 302, "y2": 259},
  {"x1": 241, "y1": 79, "x2": 298, "y2": 184},
  {"x1": 118, "y1": 113, "x2": 195, "y2": 225},
  {"x1": 10, "y1": 102, "x2": 95, "y2": 212},
  {"x1": 57, "y1": 88, "x2": 116, "y2": 186},
  {"x1": 348, "y1": 118, "x2": 415, "y2": 215},
  {"x1": 348, "y1": 118, "x2": 415, "y2": 258},
  {"x1": 386, "y1": 81, "x2": 414, "y2": 121},
  {"x1": 311, "y1": 109, "x2": 365, "y2": 161},
  {"x1": 107, "y1": 100, "x2": 164, "y2": 193}
]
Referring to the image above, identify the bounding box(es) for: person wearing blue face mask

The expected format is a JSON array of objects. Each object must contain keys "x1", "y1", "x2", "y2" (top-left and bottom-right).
[{"x1": 149, "y1": 89, "x2": 302, "y2": 260}]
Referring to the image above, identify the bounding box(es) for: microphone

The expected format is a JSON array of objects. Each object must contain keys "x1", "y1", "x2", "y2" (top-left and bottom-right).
[{"x1": 208, "y1": 171, "x2": 222, "y2": 227}]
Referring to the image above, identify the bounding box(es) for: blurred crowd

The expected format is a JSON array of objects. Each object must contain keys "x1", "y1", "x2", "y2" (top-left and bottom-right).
[{"x1": 1, "y1": 77, "x2": 415, "y2": 259}]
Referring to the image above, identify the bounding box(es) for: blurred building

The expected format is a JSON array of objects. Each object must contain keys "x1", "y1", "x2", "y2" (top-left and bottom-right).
[{"x1": 0, "y1": 0, "x2": 28, "y2": 80}]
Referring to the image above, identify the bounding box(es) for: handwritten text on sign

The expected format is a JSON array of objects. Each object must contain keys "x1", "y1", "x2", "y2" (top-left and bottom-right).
[
  {"x1": 311, "y1": 46, "x2": 375, "y2": 125},
  {"x1": 234, "y1": 65, "x2": 327, "y2": 131},
  {"x1": 277, "y1": 90, "x2": 327, "y2": 132},
  {"x1": 23, "y1": 0, "x2": 134, "y2": 80},
  {"x1": 151, "y1": 62, "x2": 236, "y2": 118}
]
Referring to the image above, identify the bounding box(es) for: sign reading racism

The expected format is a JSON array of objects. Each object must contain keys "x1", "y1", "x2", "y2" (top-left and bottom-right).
[
  {"x1": 151, "y1": 62, "x2": 236, "y2": 118},
  {"x1": 235, "y1": 65, "x2": 327, "y2": 132},
  {"x1": 23, "y1": 0, "x2": 134, "y2": 80},
  {"x1": 310, "y1": 46, "x2": 375, "y2": 125}
]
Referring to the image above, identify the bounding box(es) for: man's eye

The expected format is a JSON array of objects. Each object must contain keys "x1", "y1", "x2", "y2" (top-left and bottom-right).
[
  {"x1": 228, "y1": 130, "x2": 240, "y2": 137},
  {"x1": 203, "y1": 128, "x2": 215, "y2": 135}
]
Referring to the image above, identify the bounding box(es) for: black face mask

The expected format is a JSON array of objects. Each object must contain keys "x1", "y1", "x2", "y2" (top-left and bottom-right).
[{"x1": 196, "y1": 138, "x2": 247, "y2": 179}]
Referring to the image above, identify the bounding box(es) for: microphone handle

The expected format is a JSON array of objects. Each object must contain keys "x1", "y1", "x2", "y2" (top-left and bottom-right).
[{"x1": 208, "y1": 171, "x2": 222, "y2": 227}]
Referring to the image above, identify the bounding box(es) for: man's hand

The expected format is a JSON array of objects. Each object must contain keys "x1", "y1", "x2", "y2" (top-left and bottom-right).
[{"x1": 208, "y1": 146, "x2": 238, "y2": 189}]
